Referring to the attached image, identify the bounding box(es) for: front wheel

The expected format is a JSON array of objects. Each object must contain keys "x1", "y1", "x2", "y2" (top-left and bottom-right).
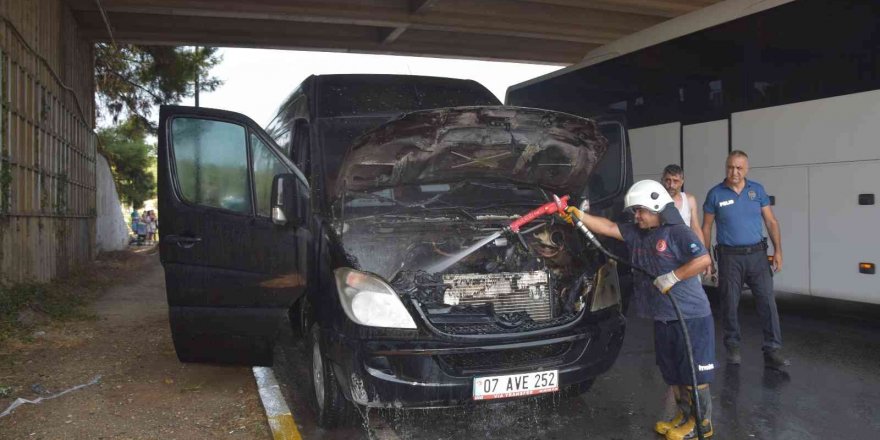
[{"x1": 308, "y1": 324, "x2": 356, "y2": 428}]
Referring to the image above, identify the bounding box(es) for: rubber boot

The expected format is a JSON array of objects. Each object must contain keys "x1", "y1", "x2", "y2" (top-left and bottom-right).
[
  {"x1": 666, "y1": 385, "x2": 713, "y2": 440},
  {"x1": 726, "y1": 344, "x2": 741, "y2": 365},
  {"x1": 655, "y1": 387, "x2": 690, "y2": 435},
  {"x1": 764, "y1": 349, "x2": 790, "y2": 370}
]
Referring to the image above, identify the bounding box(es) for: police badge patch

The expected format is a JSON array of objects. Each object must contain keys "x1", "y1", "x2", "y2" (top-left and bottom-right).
[{"x1": 748, "y1": 190, "x2": 757, "y2": 200}]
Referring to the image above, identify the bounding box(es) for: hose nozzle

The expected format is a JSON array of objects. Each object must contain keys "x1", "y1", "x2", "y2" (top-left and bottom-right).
[{"x1": 507, "y1": 195, "x2": 570, "y2": 233}]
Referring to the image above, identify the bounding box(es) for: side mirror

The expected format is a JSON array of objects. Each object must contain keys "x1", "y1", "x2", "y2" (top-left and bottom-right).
[{"x1": 270, "y1": 174, "x2": 300, "y2": 226}]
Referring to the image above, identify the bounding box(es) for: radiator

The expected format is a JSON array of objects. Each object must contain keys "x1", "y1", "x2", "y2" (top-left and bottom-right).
[{"x1": 442, "y1": 270, "x2": 552, "y2": 321}]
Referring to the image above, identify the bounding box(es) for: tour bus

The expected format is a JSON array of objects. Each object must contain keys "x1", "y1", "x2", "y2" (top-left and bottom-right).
[{"x1": 506, "y1": 0, "x2": 879, "y2": 305}]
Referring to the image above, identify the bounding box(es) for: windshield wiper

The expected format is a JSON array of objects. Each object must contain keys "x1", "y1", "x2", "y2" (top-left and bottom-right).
[
  {"x1": 423, "y1": 204, "x2": 477, "y2": 221},
  {"x1": 344, "y1": 204, "x2": 477, "y2": 222},
  {"x1": 342, "y1": 190, "x2": 444, "y2": 209}
]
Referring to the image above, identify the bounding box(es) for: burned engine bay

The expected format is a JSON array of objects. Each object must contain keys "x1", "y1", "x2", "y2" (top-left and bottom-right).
[{"x1": 338, "y1": 215, "x2": 609, "y2": 333}]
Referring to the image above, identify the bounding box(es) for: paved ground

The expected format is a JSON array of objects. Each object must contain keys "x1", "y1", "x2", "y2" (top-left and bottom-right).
[
  {"x1": 274, "y1": 292, "x2": 880, "y2": 439},
  {"x1": 0, "y1": 249, "x2": 270, "y2": 440},
  {"x1": 3, "y1": 249, "x2": 878, "y2": 439}
]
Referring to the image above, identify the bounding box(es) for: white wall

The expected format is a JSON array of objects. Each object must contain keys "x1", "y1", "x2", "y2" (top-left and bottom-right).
[
  {"x1": 682, "y1": 120, "x2": 729, "y2": 280},
  {"x1": 621, "y1": 89, "x2": 880, "y2": 303},
  {"x1": 96, "y1": 154, "x2": 130, "y2": 252},
  {"x1": 731, "y1": 90, "x2": 880, "y2": 302},
  {"x1": 809, "y1": 162, "x2": 880, "y2": 304},
  {"x1": 732, "y1": 89, "x2": 880, "y2": 168},
  {"x1": 628, "y1": 122, "x2": 680, "y2": 183},
  {"x1": 682, "y1": 120, "x2": 728, "y2": 211},
  {"x1": 746, "y1": 167, "x2": 810, "y2": 295}
]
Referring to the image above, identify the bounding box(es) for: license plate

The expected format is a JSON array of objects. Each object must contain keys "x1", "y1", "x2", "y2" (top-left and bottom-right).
[{"x1": 473, "y1": 370, "x2": 558, "y2": 400}]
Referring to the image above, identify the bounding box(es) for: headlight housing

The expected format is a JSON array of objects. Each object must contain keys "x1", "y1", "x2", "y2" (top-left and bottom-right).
[{"x1": 334, "y1": 268, "x2": 417, "y2": 329}]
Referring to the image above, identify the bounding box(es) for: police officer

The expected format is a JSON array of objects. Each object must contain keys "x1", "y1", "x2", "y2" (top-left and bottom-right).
[
  {"x1": 701, "y1": 150, "x2": 788, "y2": 369},
  {"x1": 566, "y1": 180, "x2": 714, "y2": 440}
]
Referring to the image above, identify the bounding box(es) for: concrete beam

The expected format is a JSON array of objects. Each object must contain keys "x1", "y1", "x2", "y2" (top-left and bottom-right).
[
  {"x1": 379, "y1": 27, "x2": 409, "y2": 45},
  {"x1": 75, "y1": 12, "x2": 590, "y2": 64},
  {"x1": 514, "y1": 0, "x2": 713, "y2": 18},
  {"x1": 409, "y1": 0, "x2": 440, "y2": 14},
  {"x1": 65, "y1": 0, "x2": 713, "y2": 64},
  {"x1": 70, "y1": 0, "x2": 647, "y2": 44}
]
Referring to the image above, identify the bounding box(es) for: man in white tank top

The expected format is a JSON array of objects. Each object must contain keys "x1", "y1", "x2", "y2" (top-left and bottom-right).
[{"x1": 662, "y1": 164, "x2": 705, "y2": 245}]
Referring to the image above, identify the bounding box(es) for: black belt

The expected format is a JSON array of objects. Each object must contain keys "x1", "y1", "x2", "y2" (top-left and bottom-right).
[{"x1": 716, "y1": 240, "x2": 767, "y2": 255}]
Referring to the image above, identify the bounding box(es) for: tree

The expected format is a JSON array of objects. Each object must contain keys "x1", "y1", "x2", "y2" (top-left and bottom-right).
[
  {"x1": 98, "y1": 119, "x2": 156, "y2": 209},
  {"x1": 95, "y1": 44, "x2": 222, "y2": 131}
]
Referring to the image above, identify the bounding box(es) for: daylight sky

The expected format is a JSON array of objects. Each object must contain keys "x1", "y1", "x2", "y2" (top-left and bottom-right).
[{"x1": 174, "y1": 48, "x2": 561, "y2": 128}]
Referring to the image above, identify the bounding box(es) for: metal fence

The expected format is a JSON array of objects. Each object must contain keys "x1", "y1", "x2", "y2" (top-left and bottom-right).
[{"x1": 0, "y1": 0, "x2": 96, "y2": 283}]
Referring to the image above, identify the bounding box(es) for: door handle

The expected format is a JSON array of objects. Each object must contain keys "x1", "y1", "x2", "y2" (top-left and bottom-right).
[{"x1": 164, "y1": 234, "x2": 202, "y2": 249}]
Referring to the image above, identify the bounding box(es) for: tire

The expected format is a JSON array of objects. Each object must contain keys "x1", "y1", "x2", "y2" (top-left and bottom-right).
[
  {"x1": 308, "y1": 324, "x2": 356, "y2": 428},
  {"x1": 288, "y1": 297, "x2": 308, "y2": 339}
]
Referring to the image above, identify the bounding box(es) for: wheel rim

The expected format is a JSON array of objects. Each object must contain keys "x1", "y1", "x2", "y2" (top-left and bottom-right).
[{"x1": 312, "y1": 336, "x2": 325, "y2": 410}]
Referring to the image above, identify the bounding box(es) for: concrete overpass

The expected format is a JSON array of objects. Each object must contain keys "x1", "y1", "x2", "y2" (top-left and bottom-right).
[
  {"x1": 0, "y1": 0, "x2": 719, "y2": 282},
  {"x1": 66, "y1": 0, "x2": 719, "y2": 65}
]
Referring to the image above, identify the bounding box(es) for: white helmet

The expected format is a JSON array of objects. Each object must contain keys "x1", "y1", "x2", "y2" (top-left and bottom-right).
[{"x1": 624, "y1": 180, "x2": 674, "y2": 213}]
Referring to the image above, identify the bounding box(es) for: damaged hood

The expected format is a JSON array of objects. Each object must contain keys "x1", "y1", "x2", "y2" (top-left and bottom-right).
[{"x1": 334, "y1": 106, "x2": 608, "y2": 197}]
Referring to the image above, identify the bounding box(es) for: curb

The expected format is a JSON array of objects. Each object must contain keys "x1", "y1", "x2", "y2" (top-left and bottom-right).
[{"x1": 253, "y1": 367, "x2": 303, "y2": 440}]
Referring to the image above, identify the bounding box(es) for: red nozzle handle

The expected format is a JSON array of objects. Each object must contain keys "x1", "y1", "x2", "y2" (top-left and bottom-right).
[{"x1": 508, "y1": 195, "x2": 570, "y2": 233}]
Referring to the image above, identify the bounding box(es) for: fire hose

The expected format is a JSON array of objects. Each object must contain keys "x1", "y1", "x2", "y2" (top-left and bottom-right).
[
  {"x1": 425, "y1": 194, "x2": 705, "y2": 437},
  {"x1": 560, "y1": 199, "x2": 706, "y2": 440},
  {"x1": 428, "y1": 194, "x2": 704, "y2": 439},
  {"x1": 424, "y1": 196, "x2": 570, "y2": 273},
  {"x1": 445, "y1": 193, "x2": 706, "y2": 439}
]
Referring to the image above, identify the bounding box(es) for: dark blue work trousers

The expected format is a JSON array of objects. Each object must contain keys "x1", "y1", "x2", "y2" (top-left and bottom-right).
[{"x1": 717, "y1": 249, "x2": 782, "y2": 352}]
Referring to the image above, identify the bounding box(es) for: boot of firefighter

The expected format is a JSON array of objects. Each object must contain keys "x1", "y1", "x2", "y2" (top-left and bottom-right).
[
  {"x1": 666, "y1": 385, "x2": 713, "y2": 440},
  {"x1": 655, "y1": 387, "x2": 691, "y2": 435}
]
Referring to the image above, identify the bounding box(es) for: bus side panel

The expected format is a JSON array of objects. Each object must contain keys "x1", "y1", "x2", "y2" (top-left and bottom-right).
[
  {"x1": 628, "y1": 122, "x2": 680, "y2": 182},
  {"x1": 682, "y1": 120, "x2": 729, "y2": 233},
  {"x1": 732, "y1": 89, "x2": 880, "y2": 167},
  {"x1": 733, "y1": 90, "x2": 880, "y2": 302},
  {"x1": 809, "y1": 162, "x2": 880, "y2": 304},
  {"x1": 745, "y1": 167, "x2": 810, "y2": 296}
]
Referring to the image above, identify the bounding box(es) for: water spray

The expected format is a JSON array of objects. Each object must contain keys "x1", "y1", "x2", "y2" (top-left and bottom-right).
[{"x1": 424, "y1": 196, "x2": 569, "y2": 273}]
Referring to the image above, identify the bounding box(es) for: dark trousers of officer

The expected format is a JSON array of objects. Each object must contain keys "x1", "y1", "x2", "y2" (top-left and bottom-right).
[{"x1": 717, "y1": 246, "x2": 782, "y2": 352}]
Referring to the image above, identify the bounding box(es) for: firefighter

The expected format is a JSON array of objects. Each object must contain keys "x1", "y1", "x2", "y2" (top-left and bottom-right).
[{"x1": 566, "y1": 180, "x2": 715, "y2": 439}]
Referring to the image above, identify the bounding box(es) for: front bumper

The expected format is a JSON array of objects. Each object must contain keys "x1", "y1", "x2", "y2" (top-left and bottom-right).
[{"x1": 320, "y1": 310, "x2": 626, "y2": 409}]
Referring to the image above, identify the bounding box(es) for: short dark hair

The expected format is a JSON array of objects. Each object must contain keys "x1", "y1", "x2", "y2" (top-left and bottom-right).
[
  {"x1": 662, "y1": 164, "x2": 683, "y2": 177},
  {"x1": 729, "y1": 150, "x2": 749, "y2": 159}
]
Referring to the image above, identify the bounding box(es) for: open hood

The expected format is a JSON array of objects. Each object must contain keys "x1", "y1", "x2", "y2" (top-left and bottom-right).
[{"x1": 334, "y1": 106, "x2": 607, "y2": 197}]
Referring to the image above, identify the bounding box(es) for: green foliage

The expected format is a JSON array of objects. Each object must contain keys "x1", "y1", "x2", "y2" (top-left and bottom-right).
[
  {"x1": 98, "y1": 119, "x2": 156, "y2": 209},
  {"x1": 95, "y1": 44, "x2": 223, "y2": 130},
  {"x1": 0, "y1": 282, "x2": 94, "y2": 343},
  {"x1": 0, "y1": 251, "x2": 143, "y2": 343}
]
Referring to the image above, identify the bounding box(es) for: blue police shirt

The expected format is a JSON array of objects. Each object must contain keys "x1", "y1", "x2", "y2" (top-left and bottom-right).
[
  {"x1": 619, "y1": 223, "x2": 712, "y2": 321},
  {"x1": 703, "y1": 179, "x2": 770, "y2": 246}
]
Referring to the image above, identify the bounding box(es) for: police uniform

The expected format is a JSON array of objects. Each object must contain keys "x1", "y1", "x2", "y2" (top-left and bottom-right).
[
  {"x1": 703, "y1": 179, "x2": 782, "y2": 353},
  {"x1": 619, "y1": 222, "x2": 715, "y2": 386}
]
